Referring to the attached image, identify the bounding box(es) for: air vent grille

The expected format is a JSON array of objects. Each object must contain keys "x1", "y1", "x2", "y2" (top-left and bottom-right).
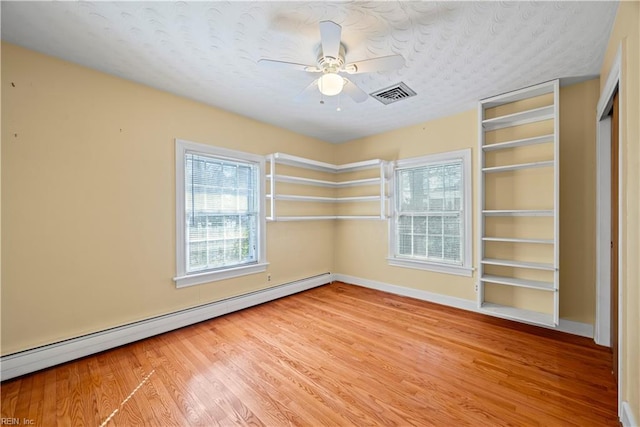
[{"x1": 370, "y1": 82, "x2": 417, "y2": 105}]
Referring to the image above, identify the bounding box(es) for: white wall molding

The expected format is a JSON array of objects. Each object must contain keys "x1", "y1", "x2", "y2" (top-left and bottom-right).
[
  {"x1": 0, "y1": 273, "x2": 331, "y2": 381},
  {"x1": 621, "y1": 401, "x2": 638, "y2": 427},
  {"x1": 334, "y1": 274, "x2": 593, "y2": 338}
]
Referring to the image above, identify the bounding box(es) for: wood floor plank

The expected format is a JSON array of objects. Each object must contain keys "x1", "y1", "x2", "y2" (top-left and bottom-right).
[
  {"x1": 0, "y1": 376, "x2": 21, "y2": 419},
  {"x1": 0, "y1": 282, "x2": 618, "y2": 426}
]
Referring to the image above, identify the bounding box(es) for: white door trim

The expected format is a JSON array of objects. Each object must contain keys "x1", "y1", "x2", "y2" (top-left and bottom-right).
[
  {"x1": 595, "y1": 116, "x2": 611, "y2": 347},
  {"x1": 595, "y1": 44, "x2": 623, "y2": 417}
]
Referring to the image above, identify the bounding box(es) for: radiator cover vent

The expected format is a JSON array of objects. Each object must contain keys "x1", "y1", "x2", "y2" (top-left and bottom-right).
[{"x1": 370, "y1": 82, "x2": 417, "y2": 105}]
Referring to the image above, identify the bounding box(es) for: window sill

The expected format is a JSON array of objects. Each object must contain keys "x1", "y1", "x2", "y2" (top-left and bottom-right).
[
  {"x1": 174, "y1": 262, "x2": 269, "y2": 288},
  {"x1": 387, "y1": 257, "x2": 473, "y2": 277}
]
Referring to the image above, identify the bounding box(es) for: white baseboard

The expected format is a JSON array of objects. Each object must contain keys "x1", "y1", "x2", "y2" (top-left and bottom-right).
[
  {"x1": 334, "y1": 274, "x2": 593, "y2": 338},
  {"x1": 622, "y1": 401, "x2": 639, "y2": 427},
  {"x1": 333, "y1": 273, "x2": 477, "y2": 311},
  {"x1": 0, "y1": 273, "x2": 331, "y2": 381},
  {"x1": 556, "y1": 318, "x2": 594, "y2": 339}
]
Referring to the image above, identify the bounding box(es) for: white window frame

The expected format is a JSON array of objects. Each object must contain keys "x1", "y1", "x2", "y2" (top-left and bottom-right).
[
  {"x1": 388, "y1": 148, "x2": 473, "y2": 277},
  {"x1": 174, "y1": 139, "x2": 268, "y2": 288}
]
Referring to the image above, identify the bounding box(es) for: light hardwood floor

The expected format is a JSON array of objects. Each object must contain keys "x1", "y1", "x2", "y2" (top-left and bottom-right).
[{"x1": 1, "y1": 282, "x2": 618, "y2": 426}]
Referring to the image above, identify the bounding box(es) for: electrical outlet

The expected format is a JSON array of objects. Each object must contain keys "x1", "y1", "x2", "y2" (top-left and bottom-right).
[{"x1": 267, "y1": 274, "x2": 271, "y2": 282}]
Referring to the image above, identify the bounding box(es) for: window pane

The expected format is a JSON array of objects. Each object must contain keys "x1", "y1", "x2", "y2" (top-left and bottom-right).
[
  {"x1": 428, "y1": 215, "x2": 442, "y2": 235},
  {"x1": 443, "y1": 215, "x2": 460, "y2": 235},
  {"x1": 414, "y1": 235, "x2": 426, "y2": 256},
  {"x1": 399, "y1": 233, "x2": 412, "y2": 256},
  {"x1": 398, "y1": 215, "x2": 412, "y2": 232},
  {"x1": 428, "y1": 235, "x2": 443, "y2": 258},
  {"x1": 444, "y1": 236, "x2": 460, "y2": 261},
  {"x1": 395, "y1": 158, "x2": 464, "y2": 265},
  {"x1": 185, "y1": 152, "x2": 258, "y2": 273}
]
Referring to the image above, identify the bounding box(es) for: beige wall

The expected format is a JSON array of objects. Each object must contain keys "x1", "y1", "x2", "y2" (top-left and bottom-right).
[
  {"x1": 334, "y1": 80, "x2": 600, "y2": 324},
  {"x1": 1, "y1": 43, "x2": 336, "y2": 355},
  {"x1": 599, "y1": 0, "x2": 640, "y2": 420}
]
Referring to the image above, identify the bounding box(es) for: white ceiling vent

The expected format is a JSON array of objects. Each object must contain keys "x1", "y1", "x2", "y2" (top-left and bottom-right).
[{"x1": 370, "y1": 82, "x2": 417, "y2": 105}]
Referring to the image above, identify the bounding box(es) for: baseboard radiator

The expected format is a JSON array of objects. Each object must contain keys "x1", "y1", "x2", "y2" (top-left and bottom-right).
[{"x1": 0, "y1": 273, "x2": 332, "y2": 381}]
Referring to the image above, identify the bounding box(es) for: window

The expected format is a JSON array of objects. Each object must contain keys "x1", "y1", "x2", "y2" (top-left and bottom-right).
[
  {"x1": 174, "y1": 139, "x2": 267, "y2": 287},
  {"x1": 388, "y1": 149, "x2": 472, "y2": 277}
]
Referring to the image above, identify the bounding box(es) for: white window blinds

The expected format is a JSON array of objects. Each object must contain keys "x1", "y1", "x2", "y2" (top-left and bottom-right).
[
  {"x1": 184, "y1": 153, "x2": 259, "y2": 273},
  {"x1": 396, "y1": 161, "x2": 463, "y2": 264}
]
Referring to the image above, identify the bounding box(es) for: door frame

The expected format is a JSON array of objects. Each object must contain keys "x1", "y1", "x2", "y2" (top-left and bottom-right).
[{"x1": 594, "y1": 45, "x2": 622, "y2": 413}]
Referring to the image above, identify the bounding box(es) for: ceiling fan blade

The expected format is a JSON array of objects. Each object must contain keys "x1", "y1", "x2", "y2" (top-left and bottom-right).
[
  {"x1": 295, "y1": 79, "x2": 320, "y2": 101},
  {"x1": 342, "y1": 78, "x2": 368, "y2": 103},
  {"x1": 344, "y1": 54, "x2": 405, "y2": 74},
  {"x1": 258, "y1": 59, "x2": 320, "y2": 73},
  {"x1": 319, "y1": 20, "x2": 342, "y2": 59}
]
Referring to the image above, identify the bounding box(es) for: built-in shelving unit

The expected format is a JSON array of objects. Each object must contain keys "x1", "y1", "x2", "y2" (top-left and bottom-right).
[
  {"x1": 477, "y1": 80, "x2": 559, "y2": 327},
  {"x1": 266, "y1": 153, "x2": 389, "y2": 221}
]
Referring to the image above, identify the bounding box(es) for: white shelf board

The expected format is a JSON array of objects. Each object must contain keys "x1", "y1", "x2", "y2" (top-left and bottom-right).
[
  {"x1": 482, "y1": 160, "x2": 554, "y2": 173},
  {"x1": 335, "y1": 196, "x2": 380, "y2": 203},
  {"x1": 266, "y1": 174, "x2": 335, "y2": 187},
  {"x1": 482, "y1": 237, "x2": 554, "y2": 244},
  {"x1": 267, "y1": 194, "x2": 334, "y2": 202},
  {"x1": 266, "y1": 174, "x2": 381, "y2": 188},
  {"x1": 480, "y1": 302, "x2": 555, "y2": 326},
  {"x1": 480, "y1": 275, "x2": 555, "y2": 291},
  {"x1": 336, "y1": 160, "x2": 384, "y2": 172},
  {"x1": 482, "y1": 134, "x2": 555, "y2": 151},
  {"x1": 482, "y1": 209, "x2": 554, "y2": 217},
  {"x1": 481, "y1": 80, "x2": 556, "y2": 108},
  {"x1": 271, "y1": 152, "x2": 382, "y2": 173},
  {"x1": 335, "y1": 215, "x2": 385, "y2": 220},
  {"x1": 267, "y1": 216, "x2": 335, "y2": 221},
  {"x1": 270, "y1": 153, "x2": 337, "y2": 172},
  {"x1": 481, "y1": 258, "x2": 555, "y2": 271},
  {"x1": 482, "y1": 105, "x2": 554, "y2": 131},
  {"x1": 268, "y1": 215, "x2": 384, "y2": 221},
  {"x1": 335, "y1": 178, "x2": 381, "y2": 187},
  {"x1": 267, "y1": 194, "x2": 380, "y2": 203}
]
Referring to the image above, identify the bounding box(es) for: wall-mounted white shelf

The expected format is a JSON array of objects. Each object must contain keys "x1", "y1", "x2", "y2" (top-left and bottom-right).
[
  {"x1": 266, "y1": 153, "x2": 389, "y2": 221},
  {"x1": 268, "y1": 215, "x2": 384, "y2": 222},
  {"x1": 482, "y1": 209, "x2": 554, "y2": 217},
  {"x1": 480, "y1": 275, "x2": 555, "y2": 291},
  {"x1": 267, "y1": 174, "x2": 380, "y2": 187},
  {"x1": 482, "y1": 105, "x2": 554, "y2": 131},
  {"x1": 482, "y1": 237, "x2": 554, "y2": 244},
  {"x1": 267, "y1": 194, "x2": 381, "y2": 203},
  {"x1": 482, "y1": 161, "x2": 554, "y2": 173},
  {"x1": 482, "y1": 134, "x2": 555, "y2": 151},
  {"x1": 271, "y1": 152, "x2": 383, "y2": 173},
  {"x1": 481, "y1": 258, "x2": 555, "y2": 271},
  {"x1": 477, "y1": 80, "x2": 559, "y2": 327}
]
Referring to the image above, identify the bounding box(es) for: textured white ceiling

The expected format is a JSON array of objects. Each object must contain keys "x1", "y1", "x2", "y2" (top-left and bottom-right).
[{"x1": 1, "y1": 1, "x2": 618, "y2": 143}]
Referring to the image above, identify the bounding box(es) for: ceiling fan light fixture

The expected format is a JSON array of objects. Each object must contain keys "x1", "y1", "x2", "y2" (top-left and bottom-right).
[{"x1": 318, "y1": 72, "x2": 344, "y2": 96}]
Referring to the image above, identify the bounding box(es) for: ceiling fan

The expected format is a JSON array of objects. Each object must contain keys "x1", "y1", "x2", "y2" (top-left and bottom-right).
[{"x1": 258, "y1": 20, "x2": 405, "y2": 103}]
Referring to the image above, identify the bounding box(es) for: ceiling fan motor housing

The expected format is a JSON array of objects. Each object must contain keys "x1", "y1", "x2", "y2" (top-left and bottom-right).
[{"x1": 317, "y1": 44, "x2": 346, "y2": 73}]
